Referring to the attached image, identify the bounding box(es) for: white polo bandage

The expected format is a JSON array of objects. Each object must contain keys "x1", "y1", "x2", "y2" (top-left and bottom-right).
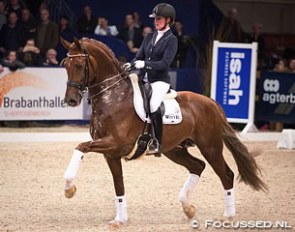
[
  {"x1": 115, "y1": 195, "x2": 128, "y2": 223},
  {"x1": 179, "y1": 174, "x2": 200, "y2": 204},
  {"x1": 64, "y1": 149, "x2": 84, "y2": 181},
  {"x1": 224, "y1": 188, "x2": 236, "y2": 217}
]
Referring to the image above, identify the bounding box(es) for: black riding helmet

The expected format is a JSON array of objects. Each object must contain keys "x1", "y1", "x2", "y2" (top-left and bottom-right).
[{"x1": 149, "y1": 3, "x2": 176, "y2": 23}]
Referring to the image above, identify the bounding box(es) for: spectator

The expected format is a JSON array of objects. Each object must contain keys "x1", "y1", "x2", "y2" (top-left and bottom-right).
[
  {"x1": 289, "y1": 58, "x2": 295, "y2": 73},
  {"x1": 36, "y1": 2, "x2": 48, "y2": 20},
  {"x1": 94, "y1": 17, "x2": 118, "y2": 36},
  {"x1": 142, "y1": 26, "x2": 152, "y2": 38},
  {"x1": 77, "y1": 4, "x2": 96, "y2": 34},
  {"x1": 0, "y1": 11, "x2": 26, "y2": 55},
  {"x1": 118, "y1": 13, "x2": 143, "y2": 54},
  {"x1": 59, "y1": 15, "x2": 72, "y2": 33},
  {"x1": 35, "y1": 8, "x2": 58, "y2": 56},
  {"x1": 20, "y1": 38, "x2": 42, "y2": 66},
  {"x1": 0, "y1": 0, "x2": 7, "y2": 30},
  {"x1": 172, "y1": 20, "x2": 189, "y2": 68},
  {"x1": 133, "y1": 11, "x2": 143, "y2": 29},
  {"x1": 21, "y1": 8, "x2": 37, "y2": 42},
  {"x1": 218, "y1": 8, "x2": 244, "y2": 42},
  {"x1": 273, "y1": 59, "x2": 289, "y2": 73},
  {"x1": 5, "y1": 0, "x2": 23, "y2": 19},
  {"x1": 2, "y1": 50, "x2": 25, "y2": 71},
  {"x1": 246, "y1": 22, "x2": 265, "y2": 68},
  {"x1": 43, "y1": 48, "x2": 58, "y2": 66}
]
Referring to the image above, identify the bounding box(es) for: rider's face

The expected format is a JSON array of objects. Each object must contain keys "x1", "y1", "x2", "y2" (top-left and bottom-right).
[{"x1": 154, "y1": 16, "x2": 168, "y2": 30}]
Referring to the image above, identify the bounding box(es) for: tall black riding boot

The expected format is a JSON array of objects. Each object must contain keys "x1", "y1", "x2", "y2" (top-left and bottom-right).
[{"x1": 148, "y1": 108, "x2": 163, "y2": 156}]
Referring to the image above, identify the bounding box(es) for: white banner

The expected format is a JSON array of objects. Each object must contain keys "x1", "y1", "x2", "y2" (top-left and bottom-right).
[{"x1": 0, "y1": 67, "x2": 89, "y2": 120}]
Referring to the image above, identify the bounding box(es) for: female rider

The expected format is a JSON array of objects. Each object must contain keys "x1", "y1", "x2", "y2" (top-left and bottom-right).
[{"x1": 132, "y1": 3, "x2": 178, "y2": 155}]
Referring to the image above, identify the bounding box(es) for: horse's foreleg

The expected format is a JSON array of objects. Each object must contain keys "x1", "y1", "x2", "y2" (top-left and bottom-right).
[
  {"x1": 64, "y1": 148, "x2": 84, "y2": 198},
  {"x1": 76, "y1": 136, "x2": 116, "y2": 153},
  {"x1": 105, "y1": 155, "x2": 128, "y2": 227}
]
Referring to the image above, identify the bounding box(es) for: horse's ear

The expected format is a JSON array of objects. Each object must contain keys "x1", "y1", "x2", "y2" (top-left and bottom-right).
[
  {"x1": 60, "y1": 37, "x2": 71, "y2": 50},
  {"x1": 73, "y1": 37, "x2": 81, "y2": 49}
]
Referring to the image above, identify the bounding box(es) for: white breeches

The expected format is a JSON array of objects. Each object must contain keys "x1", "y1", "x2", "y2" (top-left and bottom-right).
[{"x1": 150, "y1": 81, "x2": 170, "y2": 113}]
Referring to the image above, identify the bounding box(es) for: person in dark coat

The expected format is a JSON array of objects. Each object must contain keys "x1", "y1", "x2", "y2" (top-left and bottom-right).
[
  {"x1": 128, "y1": 3, "x2": 178, "y2": 155},
  {"x1": 35, "y1": 8, "x2": 58, "y2": 56},
  {"x1": 20, "y1": 38, "x2": 42, "y2": 66},
  {"x1": 5, "y1": 0, "x2": 23, "y2": 19},
  {"x1": 118, "y1": 13, "x2": 143, "y2": 54},
  {"x1": 0, "y1": 11, "x2": 26, "y2": 54},
  {"x1": 76, "y1": 4, "x2": 96, "y2": 34},
  {"x1": 2, "y1": 50, "x2": 25, "y2": 71},
  {"x1": 20, "y1": 8, "x2": 37, "y2": 43}
]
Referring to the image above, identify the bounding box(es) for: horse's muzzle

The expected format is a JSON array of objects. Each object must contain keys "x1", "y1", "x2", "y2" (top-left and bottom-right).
[{"x1": 65, "y1": 94, "x2": 82, "y2": 107}]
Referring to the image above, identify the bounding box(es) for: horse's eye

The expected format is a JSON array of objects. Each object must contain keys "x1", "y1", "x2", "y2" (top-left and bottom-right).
[{"x1": 75, "y1": 63, "x2": 82, "y2": 69}]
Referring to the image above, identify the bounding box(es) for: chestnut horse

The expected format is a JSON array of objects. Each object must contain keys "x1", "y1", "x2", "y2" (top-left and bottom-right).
[{"x1": 61, "y1": 37, "x2": 267, "y2": 226}]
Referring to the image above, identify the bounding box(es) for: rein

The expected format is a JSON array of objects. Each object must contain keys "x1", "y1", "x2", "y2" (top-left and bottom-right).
[{"x1": 65, "y1": 43, "x2": 127, "y2": 99}]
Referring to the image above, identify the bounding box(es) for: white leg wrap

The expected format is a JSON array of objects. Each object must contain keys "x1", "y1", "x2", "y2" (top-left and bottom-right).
[
  {"x1": 223, "y1": 188, "x2": 236, "y2": 217},
  {"x1": 64, "y1": 149, "x2": 84, "y2": 188},
  {"x1": 114, "y1": 195, "x2": 128, "y2": 223},
  {"x1": 179, "y1": 174, "x2": 200, "y2": 204}
]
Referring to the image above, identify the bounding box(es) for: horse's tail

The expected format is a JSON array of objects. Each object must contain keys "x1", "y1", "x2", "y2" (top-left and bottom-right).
[{"x1": 219, "y1": 107, "x2": 268, "y2": 192}]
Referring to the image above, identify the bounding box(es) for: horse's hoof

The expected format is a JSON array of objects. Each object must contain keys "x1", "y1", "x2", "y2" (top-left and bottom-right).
[
  {"x1": 108, "y1": 219, "x2": 125, "y2": 229},
  {"x1": 182, "y1": 203, "x2": 196, "y2": 219},
  {"x1": 64, "y1": 185, "x2": 77, "y2": 198}
]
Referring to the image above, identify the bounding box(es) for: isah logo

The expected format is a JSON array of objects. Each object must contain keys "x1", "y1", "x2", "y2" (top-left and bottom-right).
[
  {"x1": 262, "y1": 79, "x2": 295, "y2": 104},
  {"x1": 228, "y1": 52, "x2": 244, "y2": 105}
]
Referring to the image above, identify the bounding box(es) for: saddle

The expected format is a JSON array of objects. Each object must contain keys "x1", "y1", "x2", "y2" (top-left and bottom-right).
[
  {"x1": 129, "y1": 73, "x2": 182, "y2": 124},
  {"x1": 125, "y1": 74, "x2": 183, "y2": 161}
]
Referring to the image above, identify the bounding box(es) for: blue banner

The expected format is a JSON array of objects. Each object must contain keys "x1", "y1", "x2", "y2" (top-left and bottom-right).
[
  {"x1": 256, "y1": 71, "x2": 295, "y2": 124},
  {"x1": 215, "y1": 47, "x2": 252, "y2": 120}
]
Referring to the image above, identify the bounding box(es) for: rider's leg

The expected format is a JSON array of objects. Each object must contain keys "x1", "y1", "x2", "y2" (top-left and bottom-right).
[
  {"x1": 148, "y1": 81, "x2": 170, "y2": 155},
  {"x1": 149, "y1": 107, "x2": 162, "y2": 155}
]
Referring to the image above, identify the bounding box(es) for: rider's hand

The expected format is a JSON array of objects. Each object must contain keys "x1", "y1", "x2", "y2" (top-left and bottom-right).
[
  {"x1": 122, "y1": 62, "x2": 131, "y2": 71},
  {"x1": 134, "y1": 60, "x2": 145, "y2": 69}
]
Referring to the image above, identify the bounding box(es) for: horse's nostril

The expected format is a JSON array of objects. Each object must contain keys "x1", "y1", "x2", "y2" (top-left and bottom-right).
[{"x1": 68, "y1": 98, "x2": 78, "y2": 106}]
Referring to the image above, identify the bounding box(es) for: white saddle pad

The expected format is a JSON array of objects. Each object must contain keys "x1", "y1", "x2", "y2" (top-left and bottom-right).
[{"x1": 129, "y1": 73, "x2": 182, "y2": 124}]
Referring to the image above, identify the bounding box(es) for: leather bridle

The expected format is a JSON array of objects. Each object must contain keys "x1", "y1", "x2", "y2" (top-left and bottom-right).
[
  {"x1": 64, "y1": 42, "x2": 128, "y2": 99},
  {"x1": 66, "y1": 47, "x2": 94, "y2": 93}
]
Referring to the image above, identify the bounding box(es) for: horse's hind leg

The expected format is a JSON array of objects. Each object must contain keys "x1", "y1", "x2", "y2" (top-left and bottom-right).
[
  {"x1": 196, "y1": 137, "x2": 235, "y2": 218},
  {"x1": 163, "y1": 147, "x2": 206, "y2": 218}
]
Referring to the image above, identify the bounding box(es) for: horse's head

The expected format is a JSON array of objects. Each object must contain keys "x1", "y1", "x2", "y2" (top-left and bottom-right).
[
  {"x1": 61, "y1": 37, "x2": 125, "y2": 107},
  {"x1": 61, "y1": 37, "x2": 95, "y2": 107}
]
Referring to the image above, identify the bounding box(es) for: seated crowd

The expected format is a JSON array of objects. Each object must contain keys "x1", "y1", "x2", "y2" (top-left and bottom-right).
[
  {"x1": 0, "y1": 0, "x2": 193, "y2": 72},
  {"x1": 0, "y1": 1, "x2": 294, "y2": 73}
]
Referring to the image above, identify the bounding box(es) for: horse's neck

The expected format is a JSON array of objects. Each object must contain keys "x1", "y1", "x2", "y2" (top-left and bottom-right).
[
  {"x1": 86, "y1": 41, "x2": 133, "y2": 114},
  {"x1": 90, "y1": 75, "x2": 133, "y2": 112}
]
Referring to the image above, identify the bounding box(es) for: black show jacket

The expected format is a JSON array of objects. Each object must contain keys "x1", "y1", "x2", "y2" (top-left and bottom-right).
[{"x1": 134, "y1": 29, "x2": 178, "y2": 83}]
